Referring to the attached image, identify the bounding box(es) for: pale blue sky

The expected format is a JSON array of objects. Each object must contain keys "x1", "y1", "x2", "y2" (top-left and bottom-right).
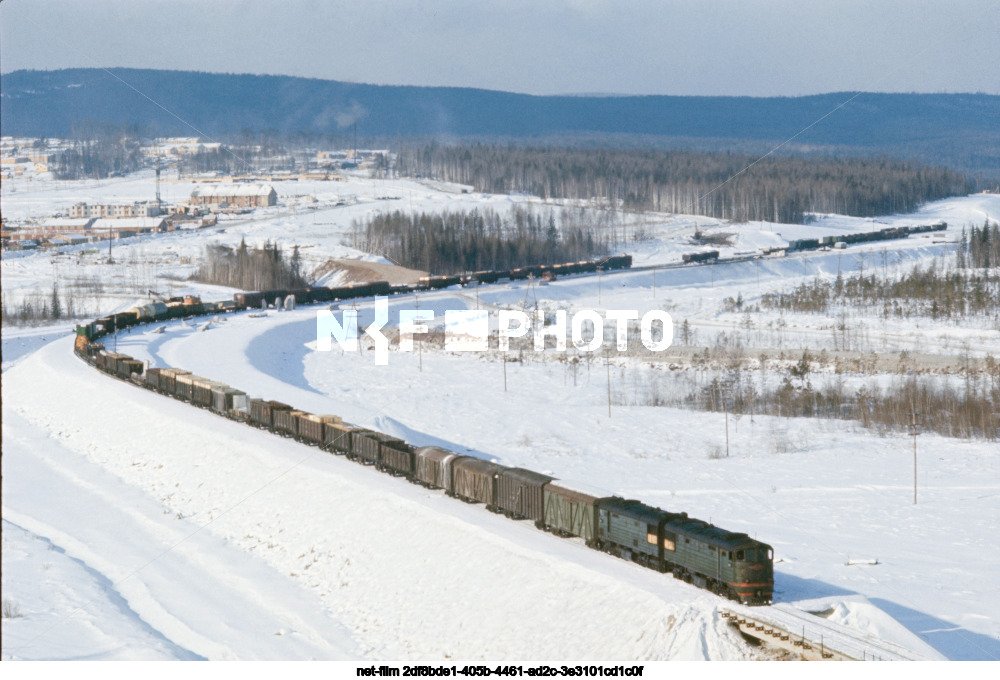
[{"x1": 2, "y1": 0, "x2": 998, "y2": 96}]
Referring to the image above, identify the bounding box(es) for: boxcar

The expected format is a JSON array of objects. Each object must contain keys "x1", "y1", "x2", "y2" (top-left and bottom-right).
[
  {"x1": 497, "y1": 468, "x2": 554, "y2": 522},
  {"x1": 451, "y1": 458, "x2": 507, "y2": 507},
  {"x1": 413, "y1": 446, "x2": 461, "y2": 490},
  {"x1": 542, "y1": 481, "x2": 614, "y2": 543}
]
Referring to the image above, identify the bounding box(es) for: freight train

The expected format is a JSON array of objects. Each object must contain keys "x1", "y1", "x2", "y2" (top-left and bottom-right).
[
  {"x1": 787, "y1": 222, "x2": 946, "y2": 252},
  {"x1": 73, "y1": 251, "x2": 775, "y2": 606}
]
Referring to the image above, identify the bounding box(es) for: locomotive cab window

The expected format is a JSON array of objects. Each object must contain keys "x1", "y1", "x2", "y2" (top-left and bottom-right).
[{"x1": 736, "y1": 550, "x2": 745, "y2": 560}]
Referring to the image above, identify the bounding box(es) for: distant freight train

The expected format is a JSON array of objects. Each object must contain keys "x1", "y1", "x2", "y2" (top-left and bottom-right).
[{"x1": 787, "y1": 222, "x2": 946, "y2": 252}]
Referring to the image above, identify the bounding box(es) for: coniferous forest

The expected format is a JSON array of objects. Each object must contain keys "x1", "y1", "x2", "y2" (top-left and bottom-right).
[
  {"x1": 396, "y1": 144, "x2": 971, "y2": 224},
  {"x1": 352, "y1": 207, "x2": 612, "y2": 275},
  {"x1": 192, "y1": 240, "x2": 308, "y2": 291}
]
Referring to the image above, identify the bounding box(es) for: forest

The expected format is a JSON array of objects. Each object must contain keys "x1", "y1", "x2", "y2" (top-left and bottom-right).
[
  {"x1": 191, "y1": 239, "x2": 307, "y2": 291},
  {"x1": 395, "y1": 144, "x2": 971, "y2": 224},
  {"x1": 351, "y1": 206, "x2": 613, "y2": 274}
]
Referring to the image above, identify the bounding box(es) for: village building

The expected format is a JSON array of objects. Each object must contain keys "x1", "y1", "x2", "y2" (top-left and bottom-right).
[
  {"x1": 70, "y1": 201, "x2": 162, "y2": 219},
  {"x1": 91, "y1": 217, "x2": 167, "y2": 237},
  {"x1": 189, "y1": 183, "x2": 277, "y2": 208}
]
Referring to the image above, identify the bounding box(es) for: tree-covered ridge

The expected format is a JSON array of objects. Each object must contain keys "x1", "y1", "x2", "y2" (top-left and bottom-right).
[{"x1": 4, "y1": 69, "x2": 998, "y2": 179}]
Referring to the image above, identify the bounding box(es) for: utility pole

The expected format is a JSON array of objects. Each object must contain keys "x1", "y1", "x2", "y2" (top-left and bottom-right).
[
  {"x1": 912, "y1": 409, "x2": 919, "y2": 504},
  {"x1": 652, "y1": 268, "x2": 656, "y2": 298},
  {"x1": 605, "y1": 351, "x2": 612, "y2": 418},
  {"x1": 503, "y1": 352, "x2": 507, "y2": 392},
  {"x1": 724, "y1": 396, "x2": 730, "y2": 457},
  {"x1": 415, "y1": 292, "x2": 421, "y2": 371}
]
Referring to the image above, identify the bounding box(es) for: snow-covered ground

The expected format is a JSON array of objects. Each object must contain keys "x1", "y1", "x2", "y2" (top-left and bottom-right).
[{"x1": 3, "y1": 171, "x2": 999, "y2": 661}]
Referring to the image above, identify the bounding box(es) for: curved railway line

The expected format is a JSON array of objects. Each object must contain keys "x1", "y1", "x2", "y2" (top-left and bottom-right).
[{"x1": 67, "y1": 241, "x2": 959, "y2": 659}]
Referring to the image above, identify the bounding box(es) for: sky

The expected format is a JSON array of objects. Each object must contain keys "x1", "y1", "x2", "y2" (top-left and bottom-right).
[{"x1": 1, "y1": 0, "x2": 998, "y2": 97}]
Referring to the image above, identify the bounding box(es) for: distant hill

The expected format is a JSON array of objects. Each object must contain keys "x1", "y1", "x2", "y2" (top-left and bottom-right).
[{"x1": 2, "y1": 68, "x2": 998, "y2": 178}]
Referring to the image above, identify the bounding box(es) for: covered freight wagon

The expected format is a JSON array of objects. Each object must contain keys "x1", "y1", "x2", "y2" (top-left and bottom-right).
[
  {"x1": 413, "y1": 447, "x2": 461, "y2": 491},
  {"x1": 497, "y1": 468, "x2": 553, "y2": 522},
  {"x1": 542, "y1": 481, "x2": 614, "y2": 543},
  {"x1": 451, "y1": 458, "x2": 507, "y2": 507}
]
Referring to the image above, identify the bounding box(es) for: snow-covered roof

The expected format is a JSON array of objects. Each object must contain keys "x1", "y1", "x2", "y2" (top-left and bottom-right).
[
  {"x1": 42, "y1": 218, "x2": 94, "y2": 228},
  {"x1": 91, "y1": 217, "x2": 165, "y2": 230},
  {"x1": 190, "y1": 183, "x2": 275, "y2": 199}
]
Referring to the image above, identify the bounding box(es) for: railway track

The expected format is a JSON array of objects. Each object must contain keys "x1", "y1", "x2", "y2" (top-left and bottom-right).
[{"x1": 721, "y1": 604, "x2": 941, "y2": 660}]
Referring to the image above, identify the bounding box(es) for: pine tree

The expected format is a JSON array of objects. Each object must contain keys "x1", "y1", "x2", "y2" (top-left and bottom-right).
[
  {"x1": 51, "y1": 283, "x2": 62, "y2": 320},
  {"x1": 291, "y1": 245, "x2": 302, "y2": 285}
]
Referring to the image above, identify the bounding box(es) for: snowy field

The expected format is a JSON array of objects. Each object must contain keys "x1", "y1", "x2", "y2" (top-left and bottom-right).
[{"x1": 2, "y1": 170, "x2": 1000, "y2": 662}]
